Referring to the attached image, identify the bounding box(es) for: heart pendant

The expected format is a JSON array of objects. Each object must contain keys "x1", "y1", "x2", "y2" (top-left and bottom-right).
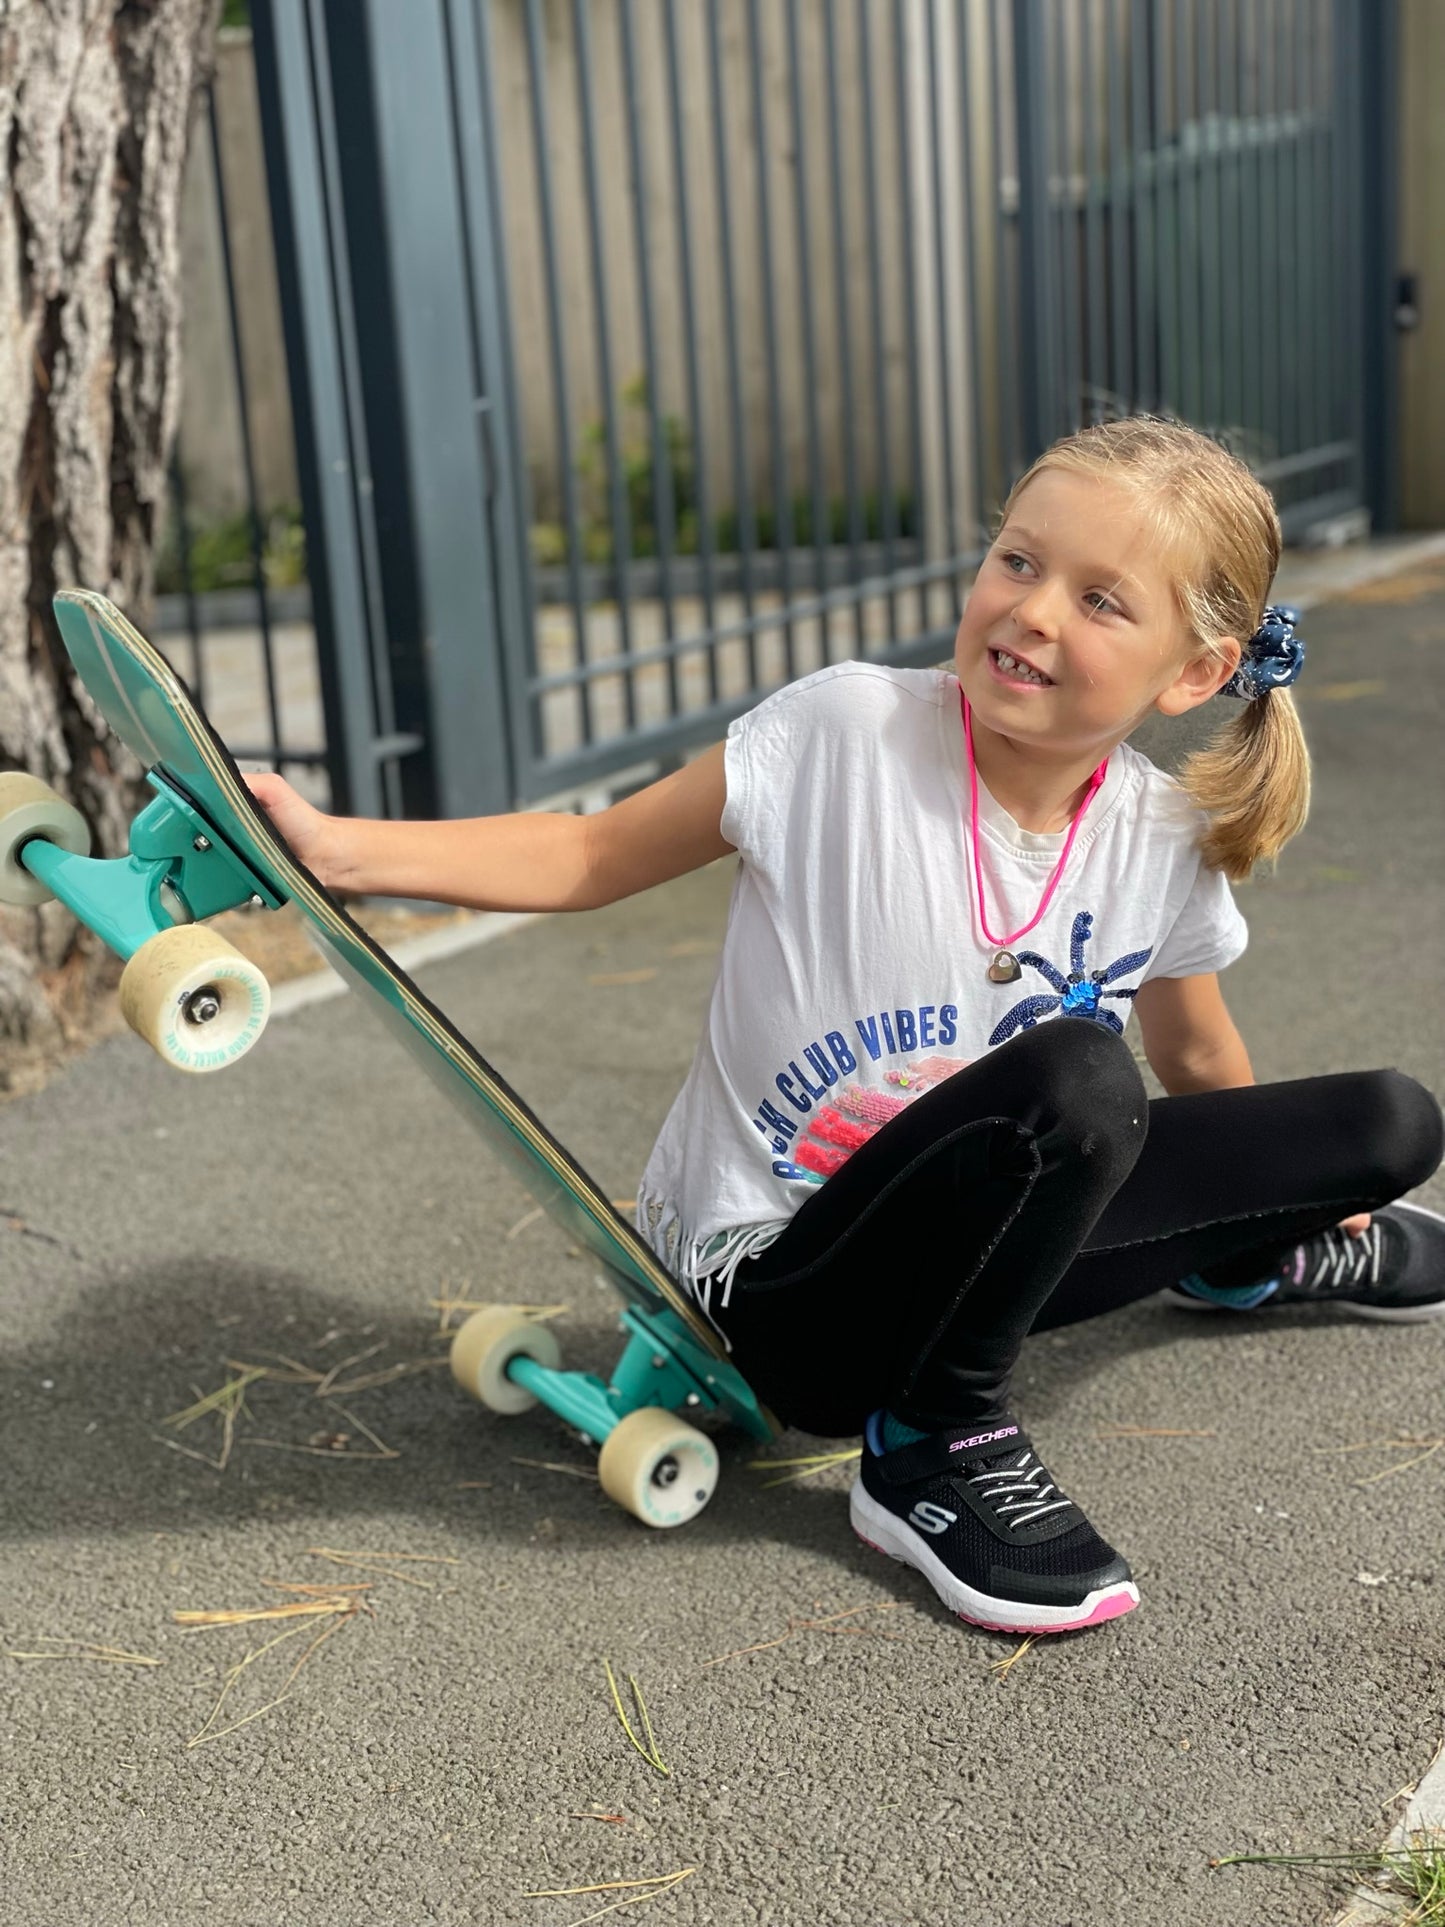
[{"x1": 987, "y1": 949, "x2": 1022, "y2": 984}]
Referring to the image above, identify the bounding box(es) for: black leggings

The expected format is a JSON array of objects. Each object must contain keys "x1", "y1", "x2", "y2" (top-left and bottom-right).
[{"x1": 720, "y1": 1020, "x2": 1444, "y2": 1438}]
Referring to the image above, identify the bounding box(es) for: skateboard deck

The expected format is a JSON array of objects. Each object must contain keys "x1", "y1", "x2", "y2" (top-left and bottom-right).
[{"x1": 37, "y1": 591, "x2": 768, "y2": 1466}]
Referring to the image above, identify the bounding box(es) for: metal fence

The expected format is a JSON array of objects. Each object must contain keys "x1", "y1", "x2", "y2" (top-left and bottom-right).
[{"x1": 246, "y1": 0, "x2": 1394, "y2": 827}]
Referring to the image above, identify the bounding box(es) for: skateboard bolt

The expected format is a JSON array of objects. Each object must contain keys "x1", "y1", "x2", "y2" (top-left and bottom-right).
[
  {"x1": 192, "y1": 835, "x2": 211, "y2": 852},
  {"x1": 183, "y1": 985, "x2": 222, "y2": 1025},
  {"x1": 651, "y1": 1455, "x2": 681, "y2": 1489}
]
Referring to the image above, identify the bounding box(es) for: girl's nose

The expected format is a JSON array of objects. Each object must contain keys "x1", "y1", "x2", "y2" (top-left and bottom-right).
[{"x1": 1013, "y1": 581, "x2": 1063, "y2": 637}]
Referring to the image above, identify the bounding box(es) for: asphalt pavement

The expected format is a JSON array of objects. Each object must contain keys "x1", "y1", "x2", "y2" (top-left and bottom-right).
[{"x1": 2, "y1": 558, "x2": 1443, "y2": 1927}]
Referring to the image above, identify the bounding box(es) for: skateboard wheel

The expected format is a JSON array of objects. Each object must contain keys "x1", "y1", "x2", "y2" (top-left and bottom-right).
[
  {"x1": 449, "y1": 1305, "x2": 563, "y2": 1416},
  {"x1": 0, "y1": 772, "x2": 92, "y2": 907},
  {"x1": 119, "y1": 924, "x2": 271, "y2": 1072},
  {"x1": 598, "y1": 1408, "x2": 719, "y2": 1529}
]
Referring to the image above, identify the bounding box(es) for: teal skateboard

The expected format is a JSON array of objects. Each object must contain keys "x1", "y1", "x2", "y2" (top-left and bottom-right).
[{"x1": 0, "y1": 590, "x2": 775, "y2": 1525}]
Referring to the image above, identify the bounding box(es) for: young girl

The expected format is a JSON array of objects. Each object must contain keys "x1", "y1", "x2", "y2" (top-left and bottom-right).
[{"x1": 246, "y1": 417, "x2": 1444, "y2": 1639}]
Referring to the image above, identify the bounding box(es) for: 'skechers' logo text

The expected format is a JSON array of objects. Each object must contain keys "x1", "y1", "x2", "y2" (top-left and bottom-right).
[{"x1": 949, "y1": 1424, "x2": 1020, "y2": 1453}]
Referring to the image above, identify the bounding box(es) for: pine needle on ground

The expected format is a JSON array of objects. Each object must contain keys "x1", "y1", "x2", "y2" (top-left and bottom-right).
[
  {"x1": 703, "y1": 1601, "x2": 909, "y2": 1667},
  {"x1": 603, "y1": 1660, "x2": 670, "y2": 1776},
  {"x1": 522, "y1": 1867, "x2": 695, "y2": 1927},
  {"x1": 7, "y1": 1636, "x2": 162, "y2": 1666},
  {"x1": 1095, "y1": 1426, "x2": 1217, "y2": 1440},
  {"x1": 1310, "y1": 1436, "x2": 1445, "y2": 1485},
  {"x1": 989, "y1": 1637, "x2": 1036, "y2": 1678},
  {"x1": 747, "y1": 1447, "x2": 861, "y2": 1487}
]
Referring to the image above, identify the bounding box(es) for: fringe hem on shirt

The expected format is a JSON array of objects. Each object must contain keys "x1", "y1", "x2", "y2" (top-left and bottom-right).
[{"x1": 634, "y1": 1191, "x2": 790, "y2": 1342}]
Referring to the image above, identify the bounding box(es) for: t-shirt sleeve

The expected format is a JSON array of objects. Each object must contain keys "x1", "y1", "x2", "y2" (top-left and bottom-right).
[
  {"x1": 1144, "y1": 853, "x2": 1249, "y2": 980},
  {"x1": 719, "y1": 667, "x2": 855, "y2": 864}
]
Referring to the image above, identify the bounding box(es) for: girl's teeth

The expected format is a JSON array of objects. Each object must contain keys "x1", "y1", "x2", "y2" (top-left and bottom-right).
[{"x1": 996, "y1": 649, "x2": 1049, "y2": 684}]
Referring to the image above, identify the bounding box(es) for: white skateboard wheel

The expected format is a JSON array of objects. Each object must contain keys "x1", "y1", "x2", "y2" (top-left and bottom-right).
[
  {"x1": 449, "y1": 1305, "x2": 563, "y2": 1415},
  {"x1": 598, "y1": 1408, "x2": 719, "y2": 1528},
  {"x1": 0, "y1": 772, "x2": 91, "y2": 907},
  {"x1": 119, "y1": 923, "x2": 270, "y2": 1072}
]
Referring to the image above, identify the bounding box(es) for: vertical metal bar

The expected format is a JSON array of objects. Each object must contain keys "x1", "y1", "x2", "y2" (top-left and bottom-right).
[
  {"x1": 856, "y1": 0, "x2": 898, "y2": 645},
  {"x1": 1354, "y1": 0, "x2": 1395, "y2": 525},
  {"x1": 956, "y1": 0, "x2": 990, "y2": 533},
  {"x1": 1265, "y1": 0, "x2": 1285, "y2": 464},
  {"x1": 1309, "y1": 0, "x2": 1330, "y2": 458},
  {"x1": 821, "y1": 0, "x2": 865, "y2": 651},
  {"x1": 1129, "y1": 0, "x2": 1156, "y2": 409},
  {"x1": 1276, "y1": 0, "x2": 1298, "y2": 458},
  {"x1": 1173, "y1": 0, "x2": 1199, "y2": 424},
  {"x1": 1152, "y1": 0, "x2": 1178, "y2": 416},
  {"x1": 206, "y1": 83, "x2": 285, "y2": 761},
  {"x1": 618, "y1": 0, "x2": 679, "y2": 718},
  {"x1": 927, "y1": 0, "x2": 961, "y2": 606},
  {"x1": 573, "y1": 0, "x2": 637, "y2": 731},
  {"x1": 1106, "y1": 0, "x2": 1133, "y2": 411},
  {"x1": 1293, "y1": 0, "x2": 1315, "y2": 456},
  {"x1": 255, "y1": 0, "x2": 405, "y2": 817},
  {"x1": 166, "y1": 454, "x2": 208, "y2": 714},
  {"x1": 745, "y1": 0, "x2": 797, "y2": 678},
  {"x1": 1202, "y1": 0, "x2": 1225, "y2": 435},
  {"x1": 454, "y1": 0, "x2": 541, "y2": 802},
  {"x1": 1051, "y1": 0, "x2": 1080, "y2": 433},
  {"x1": 704, "y1": 2, "x2": 759, "y2": 685},
  {"x1": 895, "y1": 0, "x2": 929, "y2": 625},
  {"x1": 1225, "y1": 0, "x2": 1248, "y2": 437},
  {"x1": 785, "y1": 0, "x2": 832, "y2": 624},
  {"x1": 1014, "y1": 0, "x2": 1059, "y2": 452},
  {"x1": 523, "y1": 0, "x2": 595, "y2": 746},
  {"x1": 1080, "y1": 0, "x2": 1106, "y2": 421},
  {"x1": 662, "y1": 0, "x2": 720, "y2": 700},
  {"x1": 1239, "y1": 0, "x2": 1261, "y2": 443},
  {"x1": 989, "y1": 0, "x2": 1022, "y2": 482}
]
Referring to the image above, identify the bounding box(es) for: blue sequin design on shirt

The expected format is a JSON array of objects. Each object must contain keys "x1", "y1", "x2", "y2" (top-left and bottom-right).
[{"x1": 988, "y1": 909, "x2": 1153, "y2": 1046}]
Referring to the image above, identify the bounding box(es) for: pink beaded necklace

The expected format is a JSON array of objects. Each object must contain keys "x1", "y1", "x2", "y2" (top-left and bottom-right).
[{"x1": 961, "y1": 686, "x2": 1108, "y2": 983}]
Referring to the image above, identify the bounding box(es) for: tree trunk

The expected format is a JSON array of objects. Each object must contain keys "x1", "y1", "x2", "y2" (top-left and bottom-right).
[{"x1": 0, "y1": 0, "x2": 219, "y2": 1072}]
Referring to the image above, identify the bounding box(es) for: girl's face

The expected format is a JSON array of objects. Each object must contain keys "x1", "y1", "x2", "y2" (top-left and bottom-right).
[{"x1": 952, "y1": 469, "x2": 1240, "y2": 753}]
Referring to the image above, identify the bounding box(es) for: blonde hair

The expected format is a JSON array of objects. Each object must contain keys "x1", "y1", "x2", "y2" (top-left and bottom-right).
[{"x1": 1000, "y1": 415, "x2": 1310, "y2": 882}]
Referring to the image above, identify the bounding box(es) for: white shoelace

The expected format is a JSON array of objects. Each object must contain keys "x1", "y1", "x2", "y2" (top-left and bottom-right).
[
  {"x1": 967, "y1": 1449, "x2": 1076, "y2": 1529},
  {"x1": 1301, "y1": 1222, "x2": 1384, "y2": 1294}
]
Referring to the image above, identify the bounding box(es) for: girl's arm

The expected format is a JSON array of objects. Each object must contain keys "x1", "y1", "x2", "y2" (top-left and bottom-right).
[
  {"x1": 1130, "y1": 973, "x2": 1254, "y2": 1094},
  {"x1": 243, "y1": 742, "x2": 733, "y2": 913}
]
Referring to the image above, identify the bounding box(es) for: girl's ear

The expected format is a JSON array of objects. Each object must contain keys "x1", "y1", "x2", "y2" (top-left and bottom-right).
[{"x1": 1154, "y1": 638, "x2": 1242, "y2": 717}]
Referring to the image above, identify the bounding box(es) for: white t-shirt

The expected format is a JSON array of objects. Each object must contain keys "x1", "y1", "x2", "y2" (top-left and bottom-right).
[{"x1": 635, "y1": 663, "x2": 1248, "y2": 1331}]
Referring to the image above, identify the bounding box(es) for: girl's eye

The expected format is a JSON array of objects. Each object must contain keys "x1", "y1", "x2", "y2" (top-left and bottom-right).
[{"x1": 1002, "y1": 551, "x2": 1123, "y2": 617}]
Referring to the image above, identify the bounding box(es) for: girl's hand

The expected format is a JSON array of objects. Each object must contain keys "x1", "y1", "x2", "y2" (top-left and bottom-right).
[
  {"x1": 242, "y1": 771, "x2": 340, "y2": 885},
  {"x1": 1338, "y1": 1211, "x2": 1372, "y2": 1238}
]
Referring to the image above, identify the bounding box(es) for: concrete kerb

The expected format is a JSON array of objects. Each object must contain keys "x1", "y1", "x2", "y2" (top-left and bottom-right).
[
  {"x1": 267, "y1": 528, "x2": 1445, "y2": 1026},
  {"x1": 1333, "y1": 1741, "x2": 1445, "y2": 1924}
]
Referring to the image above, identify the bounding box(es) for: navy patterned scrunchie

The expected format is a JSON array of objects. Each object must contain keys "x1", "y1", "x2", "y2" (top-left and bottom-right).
[{"x1": 1220, "y1": 603, "x2": 1306, "y2": 701}]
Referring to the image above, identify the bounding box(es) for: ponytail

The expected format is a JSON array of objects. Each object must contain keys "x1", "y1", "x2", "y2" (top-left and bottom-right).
[{"x1": 1176, "y1": 685, "x2": 1312, "y2": 882}]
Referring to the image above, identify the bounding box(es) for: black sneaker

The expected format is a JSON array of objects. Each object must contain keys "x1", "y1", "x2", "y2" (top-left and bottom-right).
[
  {"x1": 849, "y1": 1413, "x2": 1139, "y2": 1635},
  {"x1": 1167, "y1": 1202, "x2": 1445, "y2": 1323}
]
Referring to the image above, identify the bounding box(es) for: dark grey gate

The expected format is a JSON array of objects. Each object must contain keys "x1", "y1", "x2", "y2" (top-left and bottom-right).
[{"x1": 252, "y1": 0, "x2": 1395, "y2": 825}]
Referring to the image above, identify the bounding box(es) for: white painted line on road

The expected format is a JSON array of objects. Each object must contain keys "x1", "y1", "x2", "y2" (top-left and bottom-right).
[
  {"x1": 268, "y1": 909, "x2": 541, "y2": 1019},
  {"x1": 1278, "y1": 529, "x2": 1445, "y2": 613}
]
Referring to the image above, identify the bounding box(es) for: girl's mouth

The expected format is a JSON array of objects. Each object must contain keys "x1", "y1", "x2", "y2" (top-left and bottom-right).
[{"x1": 987, "y1": 646, "x2": 1055, "y2": 688}]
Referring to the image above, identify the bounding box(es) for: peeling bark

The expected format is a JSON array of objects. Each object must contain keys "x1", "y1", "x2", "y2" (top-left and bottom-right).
[{"x1": 0, "y1": 0, "x2": 219, "y2": 1061}]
